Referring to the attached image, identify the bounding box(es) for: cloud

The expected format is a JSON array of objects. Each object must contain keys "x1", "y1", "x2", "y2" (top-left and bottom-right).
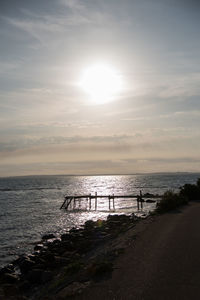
[
  {"x1": 125, "y1": 157, "x2": 200, "y2": 164},
  {"x1": 4, "y1": 1, "x2": 113, "y2": 46},
  {"x1": 59, "y1": 0, "x2": 85, "y2": 10},
  {"x1": 158, "y1": 73, "x2": 200, "y2": 99},
  {"x1": 5, "y1": 16, "x2": 66, "y2": 45},
  {"x1": 0, "y1": 61, "x2": 21, "y2": 75},
  {"x1": 2, "y1": 155, "x2": 200, "y2": 177},
  {"x1": 0, "y1": 134, "x2": 133, "y2": 154}
]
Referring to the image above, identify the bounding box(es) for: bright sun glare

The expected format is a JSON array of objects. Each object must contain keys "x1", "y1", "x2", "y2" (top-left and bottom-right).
[{"x1": 79, "y1": 64, "x2": 123, "y2": 104}]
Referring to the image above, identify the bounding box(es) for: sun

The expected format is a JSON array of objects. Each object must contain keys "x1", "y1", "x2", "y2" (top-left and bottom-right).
[{"x1": 79, "y1": 63, "x2": 123, "y2": 104}]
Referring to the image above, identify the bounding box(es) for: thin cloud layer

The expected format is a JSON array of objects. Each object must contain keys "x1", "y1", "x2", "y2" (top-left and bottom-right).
[{"x1": 0, "y1": 0, "x2": 200, "y2": 176}]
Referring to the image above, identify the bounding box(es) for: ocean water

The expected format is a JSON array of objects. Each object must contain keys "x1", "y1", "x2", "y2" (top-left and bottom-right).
[{"x1": 0, "y1": 173, "x2": 200, "y2": 267}]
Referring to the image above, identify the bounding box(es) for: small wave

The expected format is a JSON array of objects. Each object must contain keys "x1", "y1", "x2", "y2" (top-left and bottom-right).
[{"x1": 0, "y1": 187, "x2": 60, "y2": 192}]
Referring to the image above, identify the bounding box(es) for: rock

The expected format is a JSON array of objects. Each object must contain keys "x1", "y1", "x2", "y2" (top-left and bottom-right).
[
  {"x1": 69, "y1": 227, "x2": 80, "y2": 234},
  {"x1": 2, "y1": 283, "x2": 20, "y2": 297},
  {"x1": 61, "y1": 233, "x2": 70, "y2": 241},
  {"x1": 62, "y1": 250, "x2": 78, "y2": 259},
  {"x1": 77, "y1": 240, "x2": 94, "y2": 254},
  {"x1": 42, "y1": 233, "x2": 56, "y2": 240},
  {"x1": 27, "y1": 254, "x2": 37, "y2": 261},
  {"x1": 131, "y1": 213, "x2": 137, "y2": 220},
  {"x1": 19, "y1": 258, "x2": 35, "y2": 274},
  {"x1": 0, "y1": 265, "x2": 14, "y2": 276},
  {"x1": 57, "y1": 281, "x2": 90, "y2": 298},
  {"x1": 146, "y1": 199, "x2": 156, "y2": 203},
  {"x1": 18, "y1": 280, "x2": 31, "y2": 292},
  {"x1": 70, "y1": 232, "x2": 85, "y2": 241},
  {"x1": 144, "y1": 193, "x2": 155, "y2": 197},
  {"x1": 84, "y1": 220, "x2": 95, "y2": 230},
  {"x1": 34, "y1": 244, "x2": 44, "y2": 251},
  {"x1": 26, "y1": 269, "x2": 53, "y2": 284},
  {"x1": 107, "y1": 215, "x2": 130, "y2": 222},
  {"x1": 0, "y1": 287, "x2": 4, "y2": 298},
  {"x1": 61, "y1": 241, "x2": 76, "y2": 252},
  {"x1": 27, "y1": 269, "x2": 43, "y2": 284},
  {"x1": 33, "y1": 251, "x2": 40, "y2": 256},
  {"x1": 87, "y1": 261, "x2": 113, "y2": 278},
  {"x1": 40, "y1": 252, "x2": 55, "y2": 263},
  {"x1": 0, "y1": 273, "x2": 19, "y2": 284},
  {"x1": 52, "y1": 239, "x2": 61, "y2": 246},
  {"x1": 54, "y1": 256, "x2": 71, "y2": 266},
  {"x1": 41, "y1": 270, "x2": 53, "y2": 283},
  {"x1": 33, "y1": 256, "x2": 48, "y2": 269}
]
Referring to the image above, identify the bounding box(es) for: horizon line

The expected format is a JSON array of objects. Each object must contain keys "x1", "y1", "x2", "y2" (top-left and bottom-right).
[{"x1": 1, "y1": 171, "x2": 200, "y2": 179}]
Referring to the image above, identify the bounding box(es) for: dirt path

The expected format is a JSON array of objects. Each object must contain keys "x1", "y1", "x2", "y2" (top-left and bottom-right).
[{"x1": 75, "y1": 202, "x2": 200, "y2": 300}]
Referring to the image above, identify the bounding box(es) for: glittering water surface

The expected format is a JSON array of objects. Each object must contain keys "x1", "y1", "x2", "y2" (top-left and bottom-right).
[{"x1": 0, "y1": 173, "x2": 199, "y2": 267}]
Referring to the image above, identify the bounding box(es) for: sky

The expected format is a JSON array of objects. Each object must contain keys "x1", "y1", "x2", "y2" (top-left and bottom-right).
[{"x1": 0, "y1": 0, "x2": 200, "y2": 176}]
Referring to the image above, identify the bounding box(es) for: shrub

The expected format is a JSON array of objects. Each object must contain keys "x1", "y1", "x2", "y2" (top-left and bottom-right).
[
  {"x1": 63, "y1": 261, "x2": 83, "y2": 275},
  {"x1": 156, "y1": 190, "x2": 188, "y2": 214},
  {"x1": 88, "y1": 260, "x2": 113, "y2": 278},
  {"x1": 180, "y1": 181, "x2": 200, "y2": 201},
  {"x1": 197, "y1": 178, "x2": 200, "y2": 188}
]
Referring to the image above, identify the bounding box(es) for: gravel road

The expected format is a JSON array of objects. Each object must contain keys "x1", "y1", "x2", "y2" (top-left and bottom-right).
[{"x1": 75, "y1": 201, "x2": 200, "y2": 300}]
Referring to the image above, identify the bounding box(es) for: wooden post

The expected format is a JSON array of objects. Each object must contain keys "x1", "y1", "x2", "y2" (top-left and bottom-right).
[
  {"x1": 73, "y1": 198, "x2": 75, "y2": 210},
  {"x1": 137, "y1": 195, "x2": 140, "y2": 210},
  {"x1": 140, "y1": 190, "x2": 143, "y2": 209},
  {"x1": 66, "y1": 198, "x2": 72, "y2": 210},
  {"x1": 66, "y1": 198, "x2": 71, "y2": 210},
  {"x1": 109, "y1": 195, "x2": 111, "y2": 210},
  {"x1": 89, "y1": 194, "x2": 91, "y2": 210},
  {"x1": 60, "y1": 197, "x2": 67, "y2": 209},
  {"x1": 112, "y1": 194, "x2": 115, "y2": 210},
  {"x1": 95, "y1": 192, "x2": 97, "y2": 210},
  {"x1": 70, "y1": 198, "x2": 73, "y2": 210}
]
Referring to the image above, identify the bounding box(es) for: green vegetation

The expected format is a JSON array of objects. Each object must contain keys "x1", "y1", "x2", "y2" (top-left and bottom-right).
[
  {"x1": 88, "y1": 260, "x2": 113, "y2": 278},
  {"x1": 156, "y1": 178, "x2": 200, "y2": 214},
  {"x1": 180, "y1": 178, "x2": 200, "y2": 200},
  {"x1": 155, "y1": 190, "x2": 188, "y2": 213},
  {"x1": 63, "y1": 261, "x2": 83, "y2": 275}
]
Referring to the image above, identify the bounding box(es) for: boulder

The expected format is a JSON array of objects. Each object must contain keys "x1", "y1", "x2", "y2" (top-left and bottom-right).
[
  {"x1": 27, "y1": 269, "x2": 43, "y2": 284},
  {"x1": 57, "y1": 281, "x2": 90, "y2": 298},
  {"x1": 69, "y1": 227, "x2": 80, "y2": 234},
  {"x1": 60, "y1": 241, "x2": 76, "y2": 252},
  {"x1": 1, "y1": 283, "x2": 20, "y2": 298},
  {"x1": 27, "y1": 254, "x2": 37, "y2": 261},
  {"x1": 0, "y1": 273, "x2": 19, "y2": 284},
  {"x1": 42, "y1": 233, "x2": 56, "y2": 240},
  {"x1": 18, "y1": 280, "x2": 31, "y2": 292},
  {"x1": 39, "y1": 252, "x2": 55, "y2": 263},
  {"x1": 41, "y1": 270, "x2": 53, "y2": 283},
  {"x1": 61, "y1": 233, "x2": 70, "y2": 241},
  {"x1": 146, "y1": 199, "x2": 156, "y2": 203},
  {"x1": 19, "y1": 258, "x2": 35, "y2": 274},
  {"x1": 34, "y1": 244, "x2": 44, "y2": 251},
  {"x1": 84, "y1": 220, "x2": 95, "y2": 230},
  {"x1": 0, "y1": 265, "x2": 14, "y2": 276},
  {"x1": 26, "y1": 268, "x2": 53, "y2": 284},
  {"x1": 54, "y1": 256, "x2": 71, "y2": 266}
]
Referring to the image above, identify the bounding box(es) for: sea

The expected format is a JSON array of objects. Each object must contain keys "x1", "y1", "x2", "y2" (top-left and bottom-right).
[{"x1": 0, "y1": 173, "x2": 200, "y2": 268}]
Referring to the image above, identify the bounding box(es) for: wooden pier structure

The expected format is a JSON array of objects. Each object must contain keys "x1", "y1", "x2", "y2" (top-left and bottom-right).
[{"x1": 60, "y1": 191, "x2": 158, "y2": 211}]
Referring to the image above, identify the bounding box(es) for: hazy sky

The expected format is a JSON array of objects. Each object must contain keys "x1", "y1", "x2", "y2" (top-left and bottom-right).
[{"x1": 1, "y1": 0, "x2": 200, "y2": 176}]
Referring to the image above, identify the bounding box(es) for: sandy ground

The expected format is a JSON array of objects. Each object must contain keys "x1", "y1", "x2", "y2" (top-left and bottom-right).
[{"x1": 74, "y1": 201, "x2": 200, "y2": 300}]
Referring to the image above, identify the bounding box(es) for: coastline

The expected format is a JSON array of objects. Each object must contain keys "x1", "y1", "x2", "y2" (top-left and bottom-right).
[
  {"x1": 1, "y1": 174, "x2": 200, "y2": 299},
  {"x1": 0, "y1": 212, "x2": 151, "y2": 299},
  {"x1": 1, "y1": 173, "x2": 200, "y2": 269},
  {"x1": 1, "y1": 201, "x2": 200, "y2": 299},
  {"x1": 74, "y1": 201, "x2": 200, "y2": 299}
]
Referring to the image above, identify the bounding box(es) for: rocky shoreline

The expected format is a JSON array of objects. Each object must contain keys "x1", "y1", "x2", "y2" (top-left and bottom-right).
[{"x1": 0, "y1": 212, "x2": 149, "y2": 299}]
